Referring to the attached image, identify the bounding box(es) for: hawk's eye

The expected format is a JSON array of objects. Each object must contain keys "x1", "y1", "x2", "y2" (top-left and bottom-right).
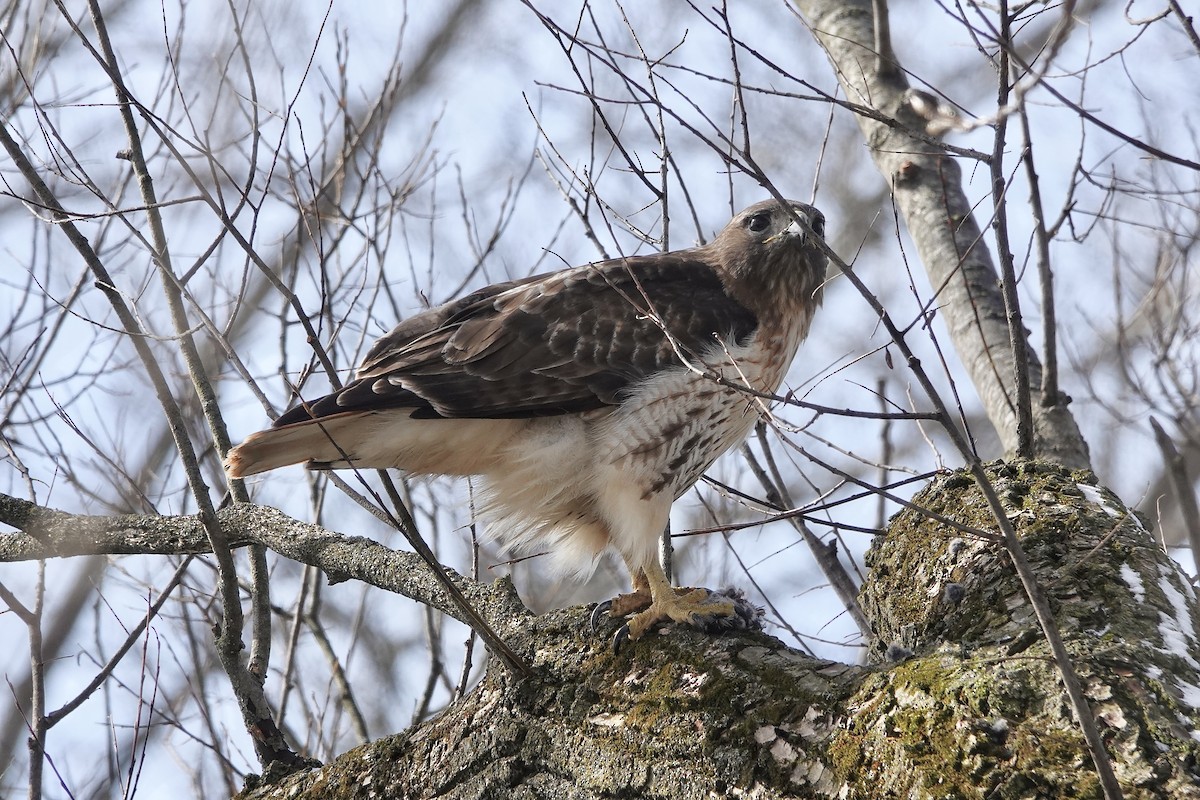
[
  {"x1": 746, "y1": 213, "x2": 771, "y2": 233},
  {"x1": 811, "y1": 215, "x2": 826, "y2": 238}
]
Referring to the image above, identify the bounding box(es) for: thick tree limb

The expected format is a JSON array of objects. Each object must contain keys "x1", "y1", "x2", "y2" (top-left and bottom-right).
[
  {"x1": 231, "y1": 462, "x2": 1200, "y2": 799},
  {"x1": 5, "y1": 467, "x2": 1198, "y2": 798}
]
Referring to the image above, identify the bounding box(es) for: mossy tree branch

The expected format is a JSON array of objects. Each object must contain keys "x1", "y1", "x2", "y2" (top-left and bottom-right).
[{"x1": 5, "y1": 463, "x2": 1197, "y2": 798}]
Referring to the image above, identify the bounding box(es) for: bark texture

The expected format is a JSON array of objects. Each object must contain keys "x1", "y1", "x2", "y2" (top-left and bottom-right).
[
  {"x1": 792, "y1": 0, "x2": 1091, "y2": 469},
  {"x1": 231, "y1": 462, "x2": 1200, "y2": 799}
]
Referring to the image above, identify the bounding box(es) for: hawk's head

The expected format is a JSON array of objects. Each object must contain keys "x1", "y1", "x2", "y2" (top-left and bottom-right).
[{"x1": 710, "y1": 199, "x2": 828, "y2": 321}]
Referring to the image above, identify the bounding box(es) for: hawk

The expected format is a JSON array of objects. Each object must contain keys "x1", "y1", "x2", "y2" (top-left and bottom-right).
[{"x1": 226, "y1": 199, "x2": 828, "y2": 644}]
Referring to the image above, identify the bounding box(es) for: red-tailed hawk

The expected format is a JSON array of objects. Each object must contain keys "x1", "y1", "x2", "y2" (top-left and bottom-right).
[{"x1": 226, "y1": 199, "x2": 827, "y2": 644}]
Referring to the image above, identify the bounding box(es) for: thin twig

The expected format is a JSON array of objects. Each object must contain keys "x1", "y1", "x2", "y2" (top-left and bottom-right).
[
  {"x1": 1165, "y1": 0, "x2": 1200, "y2": 56},
  {"x1": 989, "y1": 6, "x2": 1034, "y2": 457},
  {"x1": 1018, "y1": 104, "x2": 1060, "y2": 407},
  {"x1": 45, "y1": 557, "x2": 194, "y2": 728},
  {"x1": 75, "y1": 0, "x2": 298, "y2": 768},
  {"x1": 741, "y1": 435, "x2": 870, "y2": 637},
  {"x1": 304, "y1": 607, "x2": 370, "y2": 745}
]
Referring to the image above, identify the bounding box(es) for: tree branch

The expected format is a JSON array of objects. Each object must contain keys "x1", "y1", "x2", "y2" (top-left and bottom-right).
[{"x1": 0, "y1": 493, "x2": 530, "y2": 636}]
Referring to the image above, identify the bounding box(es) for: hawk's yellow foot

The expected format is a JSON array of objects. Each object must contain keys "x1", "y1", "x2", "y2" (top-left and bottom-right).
[
  {"x1": 623, "y1": 587, "x2": 738, "y2": 638},
  {"x1": 589, "y1": 579, "x2": 723, "y2": 634},
  {"x1": 596, "y1": 562, "x2": 764, "y2": 651}
]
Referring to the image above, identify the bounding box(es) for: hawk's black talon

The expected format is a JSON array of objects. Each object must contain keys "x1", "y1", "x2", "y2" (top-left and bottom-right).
[
  {"x1": 611, "y1": 624, "x2": 631, "y2": 654},
  {"x1": 589, "y1": 600, "x2": 613, "y2": 634}
]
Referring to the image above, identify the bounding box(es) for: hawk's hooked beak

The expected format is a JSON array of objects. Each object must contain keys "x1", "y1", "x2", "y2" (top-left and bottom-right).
[{"x1": 768, "y1": 216, "x2": 811, "y2": 245}]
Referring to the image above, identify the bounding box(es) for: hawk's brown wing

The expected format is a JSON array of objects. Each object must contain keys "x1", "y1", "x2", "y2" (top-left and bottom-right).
[{"x1": 272, "y1": 253, "x2": 758, "y2": 426}]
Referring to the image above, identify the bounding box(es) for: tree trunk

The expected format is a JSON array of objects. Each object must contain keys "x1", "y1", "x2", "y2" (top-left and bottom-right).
[
  {"x1": 234, "y1": 461, "x2": 1200, "y2": 799},
  {"x1": 792, "y1": 0, "x2": 1091, "y2": 469}
]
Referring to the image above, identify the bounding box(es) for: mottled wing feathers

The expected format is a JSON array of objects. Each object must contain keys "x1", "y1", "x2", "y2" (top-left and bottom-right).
[{"x1": 274, "y1": 254, "x2": 758, "y2": 427}]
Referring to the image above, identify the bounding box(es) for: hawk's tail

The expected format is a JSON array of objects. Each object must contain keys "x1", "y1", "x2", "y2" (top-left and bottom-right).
[
  {"x1": 225, "y1": 410, "x2": 526, "y2": 479},
  {"x1": 224, "y1": 413, "x2": 370, "y2": 478}
]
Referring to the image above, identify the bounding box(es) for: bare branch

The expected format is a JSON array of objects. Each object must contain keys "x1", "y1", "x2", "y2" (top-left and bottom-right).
[{"x1": 0, "y1": 493, "x2": 529, "y2": 634}]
